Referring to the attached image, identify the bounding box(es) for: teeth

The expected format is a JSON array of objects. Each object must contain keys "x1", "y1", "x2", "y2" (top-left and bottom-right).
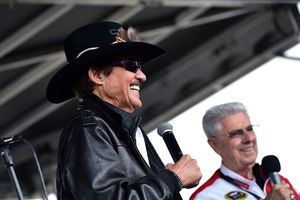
[{"x1": 130, "y1": 85, "x2": 140, "y2": 91}]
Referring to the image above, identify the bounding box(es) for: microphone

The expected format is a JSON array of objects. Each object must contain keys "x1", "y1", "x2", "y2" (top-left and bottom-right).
[
  {"x1": 261, "y1": 155, "x2": 281, "y2": 184},
  {"x1": 157, "y1": 122, "x2": 183, "y2": 162}
]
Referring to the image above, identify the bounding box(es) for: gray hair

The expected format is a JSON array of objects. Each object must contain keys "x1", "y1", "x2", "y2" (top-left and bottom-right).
[{"x1": 202, "y1": 102, "x2": 249, "y2": 138}]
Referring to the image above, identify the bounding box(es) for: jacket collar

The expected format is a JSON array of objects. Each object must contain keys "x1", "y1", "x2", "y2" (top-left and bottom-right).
[{"x1": 78, "y1": 93, "x2": 142, "y2": 136}]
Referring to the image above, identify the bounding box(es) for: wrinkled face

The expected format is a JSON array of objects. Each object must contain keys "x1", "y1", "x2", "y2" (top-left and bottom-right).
[
  {"x1": 90, "y1": 64, "x2": 146, "y2": 113},
  {"x1": 209, "y1": 112, "x2": 258, "y2": 172}
]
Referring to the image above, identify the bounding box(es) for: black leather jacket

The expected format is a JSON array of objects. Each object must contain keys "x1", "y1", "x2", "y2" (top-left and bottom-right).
[{"x1": 56, "y1": 94, "x2": 182, "y2": 199}]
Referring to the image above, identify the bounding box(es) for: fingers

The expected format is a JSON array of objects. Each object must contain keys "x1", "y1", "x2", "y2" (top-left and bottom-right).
[
  {"x1": 166, "y1": 154, "x2": 202, "y2": 189},
  {"x1": 267, "y1": 183, "x2": 296, "y2": 200}
]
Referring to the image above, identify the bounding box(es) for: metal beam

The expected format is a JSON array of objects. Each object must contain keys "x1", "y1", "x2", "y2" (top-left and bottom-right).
[
  {"x1": 0, "y1": 0, "x2": 297, "y2": 6},
  {"x1": 0, "y1": 56, "x2": 65, "y2": 107},
  {"x1": 146, "y1": 7, "x2": 209, "y2": 44},
  {"x1": 0, "y1": 5, "x2": 73, "y2": 59},
  {"x1": 0, "y1": 51, "x2": 64, "y2": 72},
  {"x1": 2, "y1": 101, "x2": 66, "y2": 137},
  {"x1": 106, "y1": 5, "x2": 145, "y2": 23},
  {"x1": 0, "y1": 0, "x2": 139, "y2": 6},
  {"x1": 161, "y1": 0, "x2": 299, "y2": 7},
  {"x1": 183, "y1": 6, "x2": 262, "y2": 29},
  {"x1": 142, "y1": 7, "x2": 261, "y2": 41}
]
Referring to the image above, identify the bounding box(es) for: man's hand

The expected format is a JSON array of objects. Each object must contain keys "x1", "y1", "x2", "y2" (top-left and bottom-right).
[
  {"x1": 166, "y1": 154, "x2": 202, "y2": 188},
  {"x1": 265, "y1": 182, "x2": 296, "y2": 200}
]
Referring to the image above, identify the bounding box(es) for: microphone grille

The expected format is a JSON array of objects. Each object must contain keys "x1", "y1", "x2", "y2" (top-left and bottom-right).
[
  {"x1": 261, "y1": 155, "x2": 281, "y2": 173},
  {"x1": 157, "y1": 122, "x2": 173, "y2": 137}
]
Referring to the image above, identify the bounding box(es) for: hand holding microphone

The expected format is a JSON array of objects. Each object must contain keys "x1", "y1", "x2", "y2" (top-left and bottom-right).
[
  {"x1": 157, "y1": 122, "x2": 202, "y2": 188},
  {"x1": 262, "y1": 155, "x2": 297, "y2": 200}
]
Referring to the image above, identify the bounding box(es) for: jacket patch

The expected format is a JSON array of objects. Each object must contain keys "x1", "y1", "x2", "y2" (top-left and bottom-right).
[{"x1": 225, "y1": 191, "x2": 248, "y2": 200}]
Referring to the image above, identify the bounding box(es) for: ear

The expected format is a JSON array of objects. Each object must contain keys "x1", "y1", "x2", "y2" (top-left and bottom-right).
[
  {"x1": 208, "y1": 137, "x2": 222, "y2": 155},
  {"x1": 88, "y1": 67, "x2": 105, "y2": 85}
]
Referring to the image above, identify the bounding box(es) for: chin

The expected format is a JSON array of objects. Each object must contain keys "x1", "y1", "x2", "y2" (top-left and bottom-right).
[
  {"x1": 244, "y1": 156, "x2": 257, "y2": 165},
  {"x1": 130, "y1": 99, "x2": 142, "y2": 109},
  {"x1": 133, "y1": 103, "x2": 142, "y2": 110}
]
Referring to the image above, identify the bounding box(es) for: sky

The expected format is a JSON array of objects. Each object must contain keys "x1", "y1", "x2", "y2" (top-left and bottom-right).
[{"x1": 148, "y1": 44, "x2": 300, "y2": 199}]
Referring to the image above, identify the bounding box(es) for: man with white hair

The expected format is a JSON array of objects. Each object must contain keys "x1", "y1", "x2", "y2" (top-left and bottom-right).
[{"x1": 190, "y1": 102, "x2": 299, "y2": 200}]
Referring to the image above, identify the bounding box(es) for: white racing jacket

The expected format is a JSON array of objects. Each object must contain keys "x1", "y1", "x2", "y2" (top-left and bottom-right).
[{"x1": 190, "y1": 164, "x2": 299, "y2": 200}]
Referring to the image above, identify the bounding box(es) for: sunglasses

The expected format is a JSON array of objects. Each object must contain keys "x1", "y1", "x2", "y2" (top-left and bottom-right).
[{"x1": 110, "y1": 60, "x2": 142, "y2": 73}]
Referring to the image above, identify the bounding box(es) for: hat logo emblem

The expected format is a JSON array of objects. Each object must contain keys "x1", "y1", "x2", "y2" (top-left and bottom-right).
[{"x1": 109, "y1": 28, "x2": 117, "y2": 35}]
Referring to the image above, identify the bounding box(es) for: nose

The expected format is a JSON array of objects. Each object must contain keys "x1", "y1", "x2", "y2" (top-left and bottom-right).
[{"x1": 136, "y1": 68, "x2": 147, "y2": 82}]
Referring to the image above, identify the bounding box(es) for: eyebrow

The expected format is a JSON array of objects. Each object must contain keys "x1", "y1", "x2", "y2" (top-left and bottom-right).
[{"x1": 229, "y1": 124, "x2": 253, "y2": 131}]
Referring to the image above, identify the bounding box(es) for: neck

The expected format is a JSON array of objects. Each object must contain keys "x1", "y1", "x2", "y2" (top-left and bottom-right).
[
  {"x1": 236, "y1": 168, "x2": 253, "y2": 180},
  {"x1": 223, "y1": 163, "x2": 254, "y2": 180}
]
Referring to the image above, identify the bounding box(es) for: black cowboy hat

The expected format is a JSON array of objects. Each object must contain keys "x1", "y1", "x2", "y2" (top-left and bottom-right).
[{"x1": 46, "y1": 21, "x2": 165, "y2": 103}]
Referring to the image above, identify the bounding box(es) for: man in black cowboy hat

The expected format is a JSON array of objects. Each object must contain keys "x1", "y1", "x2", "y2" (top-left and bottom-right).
[{"x1": 46, "y1": 21, "x2": 202, "y2": 199}]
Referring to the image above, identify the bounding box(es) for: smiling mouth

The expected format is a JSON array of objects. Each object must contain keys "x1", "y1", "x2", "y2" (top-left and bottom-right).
[
  {"x1": 130, "y1": 83, "x2": 140, "y2": 91},
  {"x1": 240, "y1": 146, "x2": 254, "y2": 152}
]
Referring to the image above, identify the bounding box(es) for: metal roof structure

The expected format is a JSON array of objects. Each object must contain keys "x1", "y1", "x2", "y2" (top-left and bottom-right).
[{"x1": 0, "y1": 0, "x2": 299, "y2": 198}]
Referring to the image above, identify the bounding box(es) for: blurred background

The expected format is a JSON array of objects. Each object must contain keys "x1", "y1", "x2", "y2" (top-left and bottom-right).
[{"x1": 0, "y1": 0, "x2": 300, "y2": 199}]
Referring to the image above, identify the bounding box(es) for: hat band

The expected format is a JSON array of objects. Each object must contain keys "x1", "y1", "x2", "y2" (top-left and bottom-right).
[
  {"x1": 75, "y1": 37, "x2": 126, "y2": 59},
  {"x1": 76, "y1": 47, "x2": 100, "y2": 58}
]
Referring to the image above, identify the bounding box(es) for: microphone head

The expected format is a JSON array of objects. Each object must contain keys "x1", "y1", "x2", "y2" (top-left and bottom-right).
[
  {"x1": 261, "y1": 155, "x2": 281, "y2": 173},
  {"x1": 157, "y1": 122, "x2": 173, "y2": 137}
]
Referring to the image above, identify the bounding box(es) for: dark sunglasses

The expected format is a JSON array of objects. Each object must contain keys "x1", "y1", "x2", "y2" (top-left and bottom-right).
[{"x1": 110, "y1": 60, "x2": 142, "y2": 73}]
